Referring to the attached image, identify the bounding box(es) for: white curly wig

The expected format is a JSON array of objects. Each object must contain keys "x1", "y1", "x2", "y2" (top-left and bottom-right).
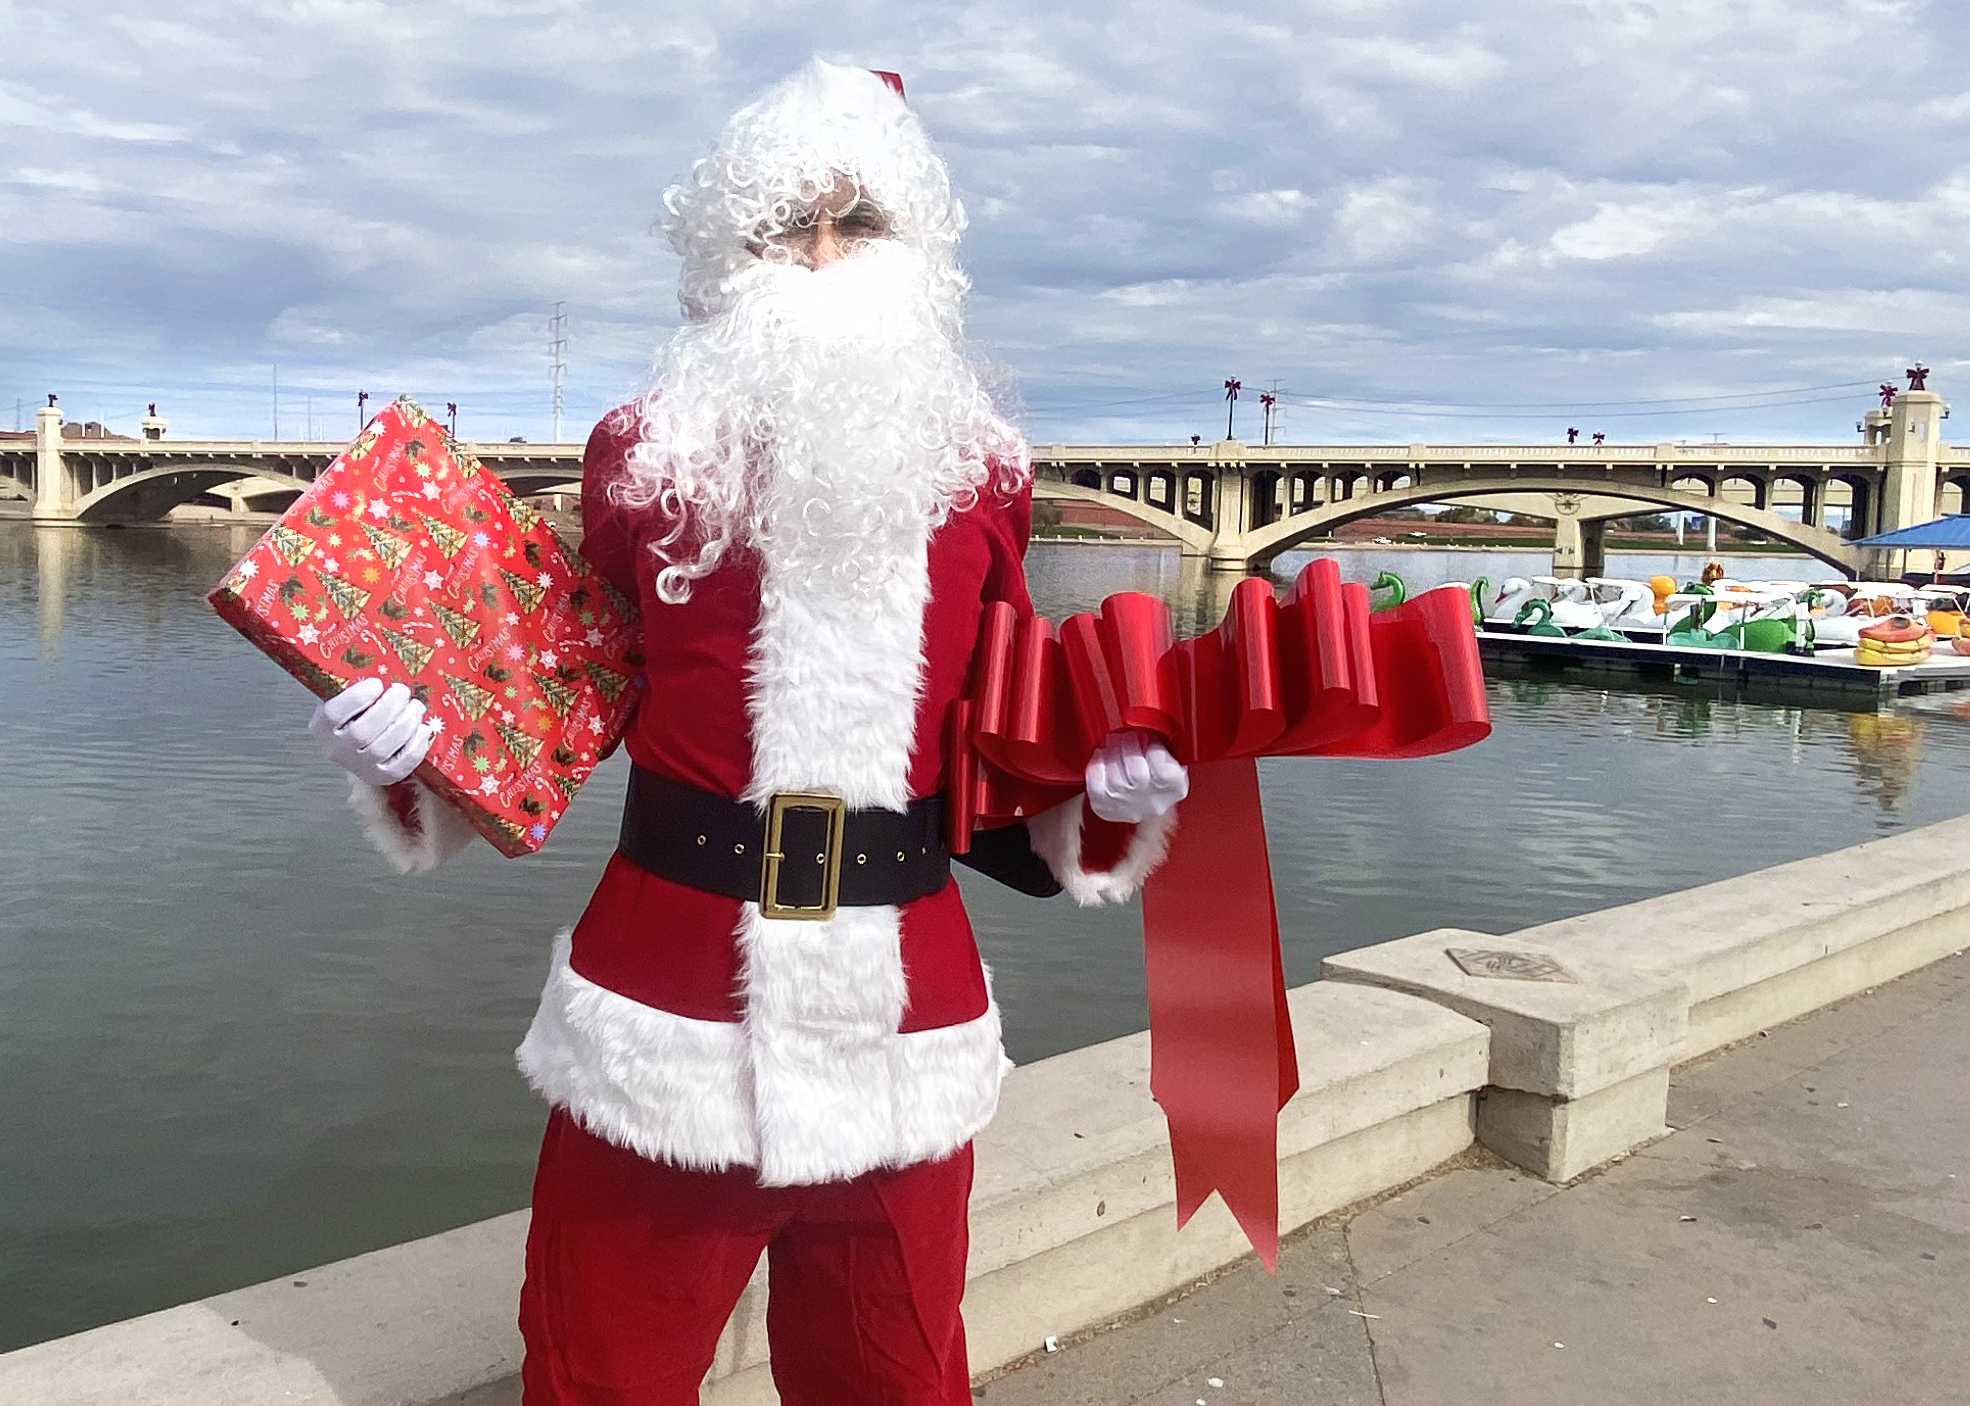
[
  {"x1": 617, "y1": 58, "x2": 1028, "y2": 604},
  {"x1": 663, "y1": 60, "x2": 966, "y2": 323}
]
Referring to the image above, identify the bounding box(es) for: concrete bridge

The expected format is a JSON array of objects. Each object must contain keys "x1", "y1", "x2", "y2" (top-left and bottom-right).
[
  {"x1": 1, "y1": 404, "x2": 584, "y2": 525},
  {"x1": 10, "y1": 387, "x2": 1962, "y2": 579},
  {"x1": 1033, "y1": 389, "x2": 1964, "y2": 578}
]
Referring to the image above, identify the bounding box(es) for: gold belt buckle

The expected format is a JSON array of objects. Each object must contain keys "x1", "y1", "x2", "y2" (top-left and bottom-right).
[{"x1": 760, "y1": 791, "x2": 846, "y2": 921}]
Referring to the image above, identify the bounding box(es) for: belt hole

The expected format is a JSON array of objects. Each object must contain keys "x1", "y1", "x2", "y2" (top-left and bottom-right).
[
  {"x1": 815, "y1": 853, "x2": 826, "y2": 864},
  {"x1": 896, "y1": 850, "x2": 906, "y2": 862},
  {"x1": 856, "y1": 853, "x2": 867, "y2": 865},
  {"x1": 696, "y1": 835, "x2": 706, "y2": 846},
  {"x1": 734, "y1": 843, "x2": 745, "y2": 855}
]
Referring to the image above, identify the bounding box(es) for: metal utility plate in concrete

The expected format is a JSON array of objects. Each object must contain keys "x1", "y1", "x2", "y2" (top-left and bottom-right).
[{"x1": 1445, "y1": 947, "x2": 1578, "y2": 982}]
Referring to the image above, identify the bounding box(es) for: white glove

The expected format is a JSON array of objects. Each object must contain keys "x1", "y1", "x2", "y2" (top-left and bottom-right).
[
  {"x1": 309, "y1": 677, "x2": 434, "y2": 787},
  {"x1": 1084, "y1": 730, "x2": 1189, "y2": 824}
]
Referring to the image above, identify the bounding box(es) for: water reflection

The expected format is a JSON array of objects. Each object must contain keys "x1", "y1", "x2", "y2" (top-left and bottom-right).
[{"x1": 1846, "y1": 713, "x2": 1926, "y2": 812}]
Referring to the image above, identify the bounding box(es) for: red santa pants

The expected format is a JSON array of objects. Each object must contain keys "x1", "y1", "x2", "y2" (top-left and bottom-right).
[{"x1": 519, "y1": 1110, "x2": 974, "y2": 1405}]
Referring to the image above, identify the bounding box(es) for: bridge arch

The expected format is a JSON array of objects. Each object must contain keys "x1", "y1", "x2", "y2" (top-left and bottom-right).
[
  {"x1": 1719, "y1": 473, "x2": 1767, "y2": 511},
  {"x1": 1182, "y1": 470, "x2": 1215, "y2": 528},
  {"x1": 500, "y1": 472, "x2": 583, "y2": 499},
  {"x1": 67, "y1": 462, "x2": 587, "y2": 523},
  {"x1": 1031, "y1": 478, "x2": 1216, "y2": 553},
  {"x1": 1250, "y1": 469, "x2": 1284, "y2": 529},
  {"x1": 1773, "y1": 473, "x2": 1820, "y2": 525},
  {"x1": 69, "y1": 465, "x2": 321, "y2": 523},
  {"x1": 1240, "y1": 475, "x2": 1861, "y2": 574},
  {"x1": 1824, "y1": 473, "x2": 1875, "y2": 538}
]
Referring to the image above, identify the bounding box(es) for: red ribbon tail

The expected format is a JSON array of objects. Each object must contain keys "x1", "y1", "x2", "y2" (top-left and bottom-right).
[{"x1": 1142, "y1": 757, "x2": 1297, "y2": 1272}]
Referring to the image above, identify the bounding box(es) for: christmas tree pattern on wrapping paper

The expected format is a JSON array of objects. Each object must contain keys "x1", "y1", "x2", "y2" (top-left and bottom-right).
[
  {"x1": 430, "y1": 600, "x2": 480, "y2": 650},
  {"x1": 500, "y1": 568, "x2": 546, "y2": 615},
  {"x1": 444, "y1": 672, "x2": 495, "y2": 721},
  {"x1": 496, "y1": 720, "x2": 544, "y2": 772},
  {"x1": 597, "y1": 578, "x2": 632, "y2": 621},
  {"x1": 552, "y1": 773, "x2": 582, "y2": 803},
  {"x1": 269, "y1": 526, "x2": 314, "y2": 567},
  {"x1": 532, "y1": 672, "x2": 579, "y2": 717},
  {"x1": 583, "y1": 661, "x2": 630, "y2": 704},
  {"x1": 382, "y1": 629, "x2": 434, "y2": 676},
  {"x1": 361, "y1": 522, "x2": 413, "y2": 570},
  {"x1": 419, "y1": 512, "x2": 469, "y2": 560},
  {"x1": 508, "y1": 497, "x2": 542, "y2": 534},
  {"x1": 319, "y1": 571, "x2": 371, "y2": 618}
]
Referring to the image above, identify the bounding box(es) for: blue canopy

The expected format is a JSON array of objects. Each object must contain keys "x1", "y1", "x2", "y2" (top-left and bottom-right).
[{"x1": 1853, "y1": 515, "x2": 1970, "y2": 548}]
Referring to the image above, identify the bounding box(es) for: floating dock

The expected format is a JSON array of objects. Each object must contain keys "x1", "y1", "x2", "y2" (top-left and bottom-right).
[{"x1": 1476, "y1": 629, "x2": 1970, "y2": 700}]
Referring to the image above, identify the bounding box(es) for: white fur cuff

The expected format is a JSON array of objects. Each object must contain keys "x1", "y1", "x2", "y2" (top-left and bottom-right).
[
  {"x1": 345, "y1": 777, "x2": 478, "y2": 874},
  {"x1": 1027, "y1": 797, "x2": 1178, "y2": 907}
]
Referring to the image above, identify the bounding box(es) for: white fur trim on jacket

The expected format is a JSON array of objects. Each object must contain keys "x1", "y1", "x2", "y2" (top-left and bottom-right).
[
  {"x1": 515, "y1": 931, "x2": 1009, "y2": 1181},
  {"x1": 517, "y1": 932, "x2": 758, "y2": 1171},
  {"x1": 726, "y1": 502, "x2": 1015, "y2": 1178},
  {"x1": 1028, "y1": 797, "x2": 1178, "y2": 907},
  {"x1": 346, "y1": 777, "x2": 478, "y2": 874}
]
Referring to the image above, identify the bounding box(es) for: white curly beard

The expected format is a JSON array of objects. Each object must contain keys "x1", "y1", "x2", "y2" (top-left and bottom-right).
[{"x1": 618, "y1": 240, "x2": 1026, "y2": 602}]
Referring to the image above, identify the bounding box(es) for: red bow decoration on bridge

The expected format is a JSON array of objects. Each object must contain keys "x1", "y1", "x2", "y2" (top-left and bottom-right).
[{"x1": 949, "y1": 559, "x2": 1490, "y2": 1268}]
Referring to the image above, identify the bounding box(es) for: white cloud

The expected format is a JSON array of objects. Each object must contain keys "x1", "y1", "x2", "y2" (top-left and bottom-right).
[
  {"x1": 1919, "y1": 91, "x2": 1970, "y2": 121},
  {"x1": 1548, "y1": 198, "x2": 1709, "y2": 261},
  {"x1": 1328, "y1": 178, "x2": 1433, "y2": 265},
  {"x1": 1221, "y1": 188, "x2": 1315, "y2": 225},
  {"x1": 1652, "y1": 289, "x2": 1970, "y2": 339}
]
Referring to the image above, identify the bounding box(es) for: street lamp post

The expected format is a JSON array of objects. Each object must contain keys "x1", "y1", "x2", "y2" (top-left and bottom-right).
[
  {"x1": 357, "y1": 390, "x2": 369, "y2": 431},
  {"x1": 1224, "y1": 379, "x2": 1241, "y2": 440}
]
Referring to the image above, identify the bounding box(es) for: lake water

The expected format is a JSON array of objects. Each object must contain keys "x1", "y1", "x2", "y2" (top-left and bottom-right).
[{"x1": 6, "y1": 525, "x2": 1970, "y2": 1350}]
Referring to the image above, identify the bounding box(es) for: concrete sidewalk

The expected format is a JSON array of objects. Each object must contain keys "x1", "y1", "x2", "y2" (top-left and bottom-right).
[{"x1": 977, "y1": 948, "x2": 1970, "y2": 1406}]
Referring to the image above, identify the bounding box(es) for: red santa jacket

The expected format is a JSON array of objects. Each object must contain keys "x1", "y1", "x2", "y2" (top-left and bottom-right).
[{"x1": 352, "y1": 412, "x2": 1172, "y2": 1185}]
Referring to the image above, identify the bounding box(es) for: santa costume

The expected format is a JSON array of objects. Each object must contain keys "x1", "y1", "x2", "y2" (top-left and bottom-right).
[{"x1": 336, "y1": 59, "x2": 1175, "y2": 1406}]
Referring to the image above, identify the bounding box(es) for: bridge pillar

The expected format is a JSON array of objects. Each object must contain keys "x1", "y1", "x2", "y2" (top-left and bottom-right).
[
  {"x1": 1204, "y1": 444, "x2": 1252, "y2": 569},
  {"x1": 1866, "y1": 389, "x2": 1947, "y2": 576},
  {"x1": 1548, "y1": 493, "x2": 1598, "y2": 579},
  {"x1": 32, "y1": 403, "x2": 77, "y2": 523}
]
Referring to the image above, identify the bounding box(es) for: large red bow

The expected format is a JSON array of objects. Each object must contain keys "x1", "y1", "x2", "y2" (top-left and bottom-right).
[{"x1": 949, "y1": 558, "x2": 1489, "y2": 1267}]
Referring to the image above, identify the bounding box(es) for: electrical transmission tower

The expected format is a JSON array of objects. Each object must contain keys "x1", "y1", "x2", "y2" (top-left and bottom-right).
[{"x1": 550, "y1": 302, "x2": 568, "y2": 442}]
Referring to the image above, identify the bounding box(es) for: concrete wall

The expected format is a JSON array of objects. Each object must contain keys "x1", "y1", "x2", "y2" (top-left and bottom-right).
[{"x1": 7, "y1": 813, "x2": 1970, "y2": 1404}]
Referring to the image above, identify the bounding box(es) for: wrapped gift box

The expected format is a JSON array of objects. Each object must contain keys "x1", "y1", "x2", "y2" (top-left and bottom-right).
[{"x1": 209, "y1": 396, "x2": 641, "y2": 856}]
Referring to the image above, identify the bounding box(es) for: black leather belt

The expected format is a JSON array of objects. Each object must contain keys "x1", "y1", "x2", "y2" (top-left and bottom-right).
[{"x1": 617, "y1": 764, "x2": 951, "y2": 919}]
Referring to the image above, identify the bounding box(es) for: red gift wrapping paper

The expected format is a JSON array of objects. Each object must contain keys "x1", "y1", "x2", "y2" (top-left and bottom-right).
[{"x1": 209, "y1": 396, "x2": 642, "y2": 857}]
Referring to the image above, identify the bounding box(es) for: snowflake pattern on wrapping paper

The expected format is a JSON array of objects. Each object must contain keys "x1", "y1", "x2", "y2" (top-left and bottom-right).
[{"x1": 207, "y1": 396, "x2": 642, "y2": 858}]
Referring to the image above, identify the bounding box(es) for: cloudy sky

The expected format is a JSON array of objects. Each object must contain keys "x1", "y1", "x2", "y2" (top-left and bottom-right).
[{"x1": 3, "y1": 0, "x2": 1965, "y2": 446}]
